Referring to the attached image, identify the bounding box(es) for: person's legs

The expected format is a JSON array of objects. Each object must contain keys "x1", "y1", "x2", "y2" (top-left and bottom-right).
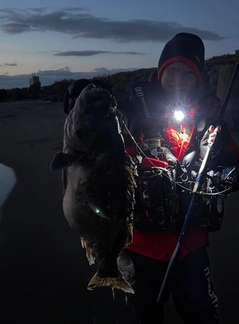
[
  {"x1": 127, "y1": 251, "x2": 170, "y2": 324},
  {"x1": 171, "y1": 247, "x2": 218, "y2": 324}
]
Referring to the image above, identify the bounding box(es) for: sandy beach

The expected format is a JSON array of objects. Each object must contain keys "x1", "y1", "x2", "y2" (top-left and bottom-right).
[{"x1": 0, "y1": 99, "x2": 239, "y2": 323}]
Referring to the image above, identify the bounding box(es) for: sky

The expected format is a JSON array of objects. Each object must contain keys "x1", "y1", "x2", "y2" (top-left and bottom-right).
[{"x1": 0, "y1": 0, "x2": 239, "y2": 89}]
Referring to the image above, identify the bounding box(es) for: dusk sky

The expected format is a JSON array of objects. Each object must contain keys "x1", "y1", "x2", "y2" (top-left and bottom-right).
[{"x1": 0, "y1": 0, "x2": 239, "y2": 88}]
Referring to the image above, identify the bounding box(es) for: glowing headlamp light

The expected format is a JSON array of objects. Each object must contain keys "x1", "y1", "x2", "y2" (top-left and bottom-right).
[{"x1": 173, "y1": 108, "x2": 185, "y2": 122}]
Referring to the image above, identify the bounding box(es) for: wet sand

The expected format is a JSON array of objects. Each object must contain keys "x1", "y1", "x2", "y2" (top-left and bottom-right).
[{"x1": 0, "y1": 100, "x2": 239, "y2": 323}]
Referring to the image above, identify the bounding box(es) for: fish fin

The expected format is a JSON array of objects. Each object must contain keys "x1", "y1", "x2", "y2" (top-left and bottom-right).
[
  {"x1": 50, "y1": 152, "x2": 72, "y2": 171},
  {"x1": 50, "y1": 151, "x2": 83, "y2": 171},
  {"x1": 87, "y1": 272, "x2": 134, "y2": 294},
  {"x1": 80, "y1": 237, "x2": 86, "y2": 249},
  {"x1": 81, "y1": 237, "x2": 95, "y2": 265}
]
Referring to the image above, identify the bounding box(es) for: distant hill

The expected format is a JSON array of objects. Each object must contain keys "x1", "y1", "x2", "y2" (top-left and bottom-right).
[
  {"x1": 0, "y1": 53, "x2": 238, "y2": 103},
  {"x1": 42, "y1": 52, "x2": 239, "y2": 102}
]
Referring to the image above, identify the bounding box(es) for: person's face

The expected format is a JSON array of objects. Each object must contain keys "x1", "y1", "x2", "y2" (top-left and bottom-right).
[{"x1": 161, "y1": 61, "x2": 198, "y2": 97}]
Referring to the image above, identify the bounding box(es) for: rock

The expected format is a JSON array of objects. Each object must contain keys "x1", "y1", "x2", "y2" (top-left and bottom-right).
[
  {"x1": 12, "y1": 88, "x2": 23, "y2": 101},
  {"x1": 0, "y1": 89, "x2": 7, "y2": 101}
]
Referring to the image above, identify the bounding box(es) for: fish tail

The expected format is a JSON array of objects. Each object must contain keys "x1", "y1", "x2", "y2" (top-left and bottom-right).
[{"x1": 87, "y1": 272, "x2": 134, "y2": 294}]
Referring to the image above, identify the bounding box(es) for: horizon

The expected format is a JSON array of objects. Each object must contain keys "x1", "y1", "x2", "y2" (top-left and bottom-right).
[{"x1": 0, "y1": 0, "x2": 239, "y2": 89}]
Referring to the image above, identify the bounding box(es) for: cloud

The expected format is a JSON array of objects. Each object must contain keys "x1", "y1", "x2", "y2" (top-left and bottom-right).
[
  {"x1": 0, "y1": 66, "x2": 137, "y2": 89},
  {"x1": 54, "y1": 50, "x2": 145, "y2": 56},
  {"x1": 0, "y1": 7, "x2": 224, "y2": 42},
  {"x1": 1, "y1": 22, "x2": 32, "y2": 34},
  {"x1": 4, "y1": 62, "x2": 18, "y2": 66}
]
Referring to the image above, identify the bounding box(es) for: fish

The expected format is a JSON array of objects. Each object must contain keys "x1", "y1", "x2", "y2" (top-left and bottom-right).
[{"x1": 50, "y1": 83, "x2": 137, "y2": 294}]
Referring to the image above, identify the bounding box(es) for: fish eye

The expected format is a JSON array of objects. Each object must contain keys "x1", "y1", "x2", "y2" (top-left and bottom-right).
[{"x1": 88, "y1": 203, "x2": 110, "y2": 220}]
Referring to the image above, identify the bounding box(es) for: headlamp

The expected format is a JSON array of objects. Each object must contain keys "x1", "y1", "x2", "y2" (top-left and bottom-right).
[{"x1": 173, "y1": 107, "x2": 185, "y2": 122}]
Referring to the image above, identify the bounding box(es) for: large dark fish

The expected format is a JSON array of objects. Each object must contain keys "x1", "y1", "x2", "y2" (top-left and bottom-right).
[{"x1": 51, "y1": 84, "x2": 137, "y2": 293}]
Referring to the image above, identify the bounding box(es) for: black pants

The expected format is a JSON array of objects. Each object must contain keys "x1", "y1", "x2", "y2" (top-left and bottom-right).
[{"x1": 128, "y1": 247, "x2": 218, "y2": 324}]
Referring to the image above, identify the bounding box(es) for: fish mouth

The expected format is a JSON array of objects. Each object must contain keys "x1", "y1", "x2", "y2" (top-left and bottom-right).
[
  {"x1": 82, "y1": 83, "x2": 113, "y2": 100},
  {"x1": 80, "y1": 83, "x2": 117, "y2": 116}
]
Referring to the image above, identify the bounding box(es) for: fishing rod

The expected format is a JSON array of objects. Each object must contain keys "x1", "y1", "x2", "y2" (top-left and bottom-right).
[
  {"x1": 157, "y1": 49, "x2": 239, "y2": 304},
  {"x1": 156, "y1": 136, "x2": 218, "y2": 303}
]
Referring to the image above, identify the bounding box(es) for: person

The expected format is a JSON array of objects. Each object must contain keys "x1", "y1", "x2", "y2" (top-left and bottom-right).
[
  {"x1": 62, "y1": 33, "x2": 239, "y2": 323},
  {"x1": 115, "y1": 33, "x2": 239, "y2": 324}
]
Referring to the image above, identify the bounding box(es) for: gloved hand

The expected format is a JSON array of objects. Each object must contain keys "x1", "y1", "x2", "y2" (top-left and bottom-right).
[
  {"x1": 208, "y1": 125, "x2": 221, "y2": 145},
  {"x1": 200, "y1": 125, "x2": 223, "y2": 159}
]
